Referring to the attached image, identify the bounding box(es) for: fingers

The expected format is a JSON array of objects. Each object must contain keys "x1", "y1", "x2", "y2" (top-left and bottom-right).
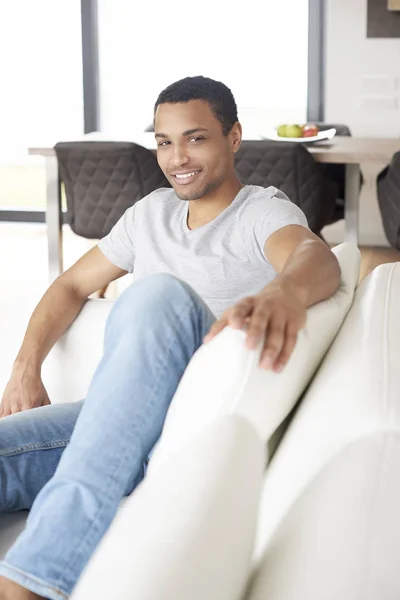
[
  {"x1": 274, "y1": 323, "x2": 298, "y2": 372},
  {"x1": 245, "y1": 305, "x2": 270, "y2": 350},
  {"x1": 259, "y1": 321, "x2": 299, "y2": 372},
  {"x1": 0, "y1": 406, "x2": 11, "y2": 419},
  {"x1": 258, "y1": 317, "x2": 285, "y2": 369},
  {"x1": 203, "y1": 295, "x2": 301, "y2": 372},
  {"x1": 203, "y1": 317, "x2": 229, "y2": 343},
  {"x1": 227, "y1": 298, "x2": 254, "y2": 330},
  {"x1": 204, "y1": 298, "x2": 254, "y2": 343}
]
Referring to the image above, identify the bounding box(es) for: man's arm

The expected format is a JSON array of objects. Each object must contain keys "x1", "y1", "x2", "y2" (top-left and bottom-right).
[
  {"x1": 204, "y1": 225, "x2": 341, "y2": 372},
  {"x1": 263, "y1": 224, "x2": 341, "y2": 308},
  {"x1": 0, "y1": 247, "x2": 127, "y2": 417}
]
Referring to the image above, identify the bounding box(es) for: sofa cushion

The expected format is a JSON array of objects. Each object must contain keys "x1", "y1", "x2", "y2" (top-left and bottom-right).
[
  {"x1": 42, "y1": 299, "x2": 114, "y2": 405},
  {"x1": 246, "y1": 262, "x2": 400, "y2": 600},
  {"x1": 70, "y1": 415, "x2": 264, "y2": 600},
  {"x1": 149, "y1": 243, "x2": 360, "y2": 470}
]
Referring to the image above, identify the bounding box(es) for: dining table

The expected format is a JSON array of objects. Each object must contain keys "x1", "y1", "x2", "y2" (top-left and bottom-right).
[{"x1": 28, "y1": 132, "x2": 400, "y2": 282}]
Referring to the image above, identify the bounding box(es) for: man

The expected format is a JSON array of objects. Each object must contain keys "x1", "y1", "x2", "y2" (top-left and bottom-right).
[{"x1": 0, "y1": 76, "x2": 340, "y2": 600}]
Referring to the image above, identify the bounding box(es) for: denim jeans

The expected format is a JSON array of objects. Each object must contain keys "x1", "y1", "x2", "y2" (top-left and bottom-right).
[{"x1": 0, "y1": 274, "x2": 216, "y2": 599}]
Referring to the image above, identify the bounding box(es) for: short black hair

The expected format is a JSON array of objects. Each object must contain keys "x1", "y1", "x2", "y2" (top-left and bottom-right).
[{"x1": 154, "y1": 76, "x2": 238, "y2": 136}]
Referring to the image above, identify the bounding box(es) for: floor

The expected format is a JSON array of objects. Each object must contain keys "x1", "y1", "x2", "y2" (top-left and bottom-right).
[{"x1": 0, "y1": 221, "x2": 399, "y2": 396}]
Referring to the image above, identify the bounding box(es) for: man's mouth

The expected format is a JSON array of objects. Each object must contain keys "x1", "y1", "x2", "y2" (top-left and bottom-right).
[{"x1": 170, "y1": 170, "x2": 202, "y2": 185}]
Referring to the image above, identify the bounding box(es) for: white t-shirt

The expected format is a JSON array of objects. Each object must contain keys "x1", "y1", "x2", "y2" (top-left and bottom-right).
[{"x1": 98, "y1": 185, "x2": 308, "y2": 318}]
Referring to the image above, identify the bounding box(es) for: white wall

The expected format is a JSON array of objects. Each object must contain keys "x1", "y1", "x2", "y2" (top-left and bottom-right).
[
  {"x1": 322, "y1": 0, "x2": 400, "y2": 247},
  {"x1": 324, "y1": 0, "x2": 400, "y2": 137},
  {"x1": 97, "y1": 0, "x2": 309, "y2": 137}
]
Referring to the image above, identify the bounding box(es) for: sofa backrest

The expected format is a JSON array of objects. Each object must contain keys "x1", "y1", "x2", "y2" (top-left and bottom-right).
[{"x1": 245, "y1": 261, "x2": 400, "y2": 600}]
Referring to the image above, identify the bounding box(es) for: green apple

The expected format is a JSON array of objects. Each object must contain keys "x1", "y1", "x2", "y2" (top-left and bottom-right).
[
  {"x1": 285, "y1": 124, "x2": 303, "y2": 138},
  {"x1": 277, "y1": 124, "x2": 287, "y2": 137}
]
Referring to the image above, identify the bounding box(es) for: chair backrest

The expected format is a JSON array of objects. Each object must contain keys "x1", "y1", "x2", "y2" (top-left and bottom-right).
[
  {"x1": 315, "y1": 122, "x2": 352, "y2": 137},
  {"x1": 54, "y1": 141, "x2": 169, "y2": 239},
  {"x1": 377, "y1": 150, "x2": 400, "y2": 249},
  {"x1": 314, "y1": 123, "x2": 354, "y2": 219},
  {"x1": 234, "y1": 140, "x2": 337, "y2": 233}
]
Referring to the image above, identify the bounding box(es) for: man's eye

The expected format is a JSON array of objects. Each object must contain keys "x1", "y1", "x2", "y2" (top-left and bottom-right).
[
  {"x1": 158, "y1": 140, "x2": 170, "y2": 147},
  {"x1": 189, "y1": 136, "x2": 205, "y2": 143}
]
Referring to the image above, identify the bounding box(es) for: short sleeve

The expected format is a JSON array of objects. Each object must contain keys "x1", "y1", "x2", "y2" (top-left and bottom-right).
[
  {"x1": 244, "y1": 188, "x2": 309, "y2": 263},
  {"x1": 97, "y1": 204, "x2": 136, "y2": 273}
]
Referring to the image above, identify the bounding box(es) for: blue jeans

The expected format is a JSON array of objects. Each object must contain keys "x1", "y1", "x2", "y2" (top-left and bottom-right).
[{"x1": 0, "y1": 274, "x2": 216, "y2": 599}]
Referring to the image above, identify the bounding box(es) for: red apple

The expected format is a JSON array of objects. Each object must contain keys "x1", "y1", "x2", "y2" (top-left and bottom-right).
[{"x1": 302, "y1": 124, "x2": 319, "y2": 138}]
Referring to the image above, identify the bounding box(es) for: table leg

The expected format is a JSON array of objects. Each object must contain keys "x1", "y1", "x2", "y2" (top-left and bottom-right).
[
  {"x1": 45, "y1": 156, "x2": 63, "y2": 282},
  {"x1": 344, "y1": 163, "x2": 361, "y2": 246}
]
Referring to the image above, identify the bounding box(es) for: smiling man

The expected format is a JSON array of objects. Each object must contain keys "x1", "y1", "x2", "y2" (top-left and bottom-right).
[{"x1": 0, "y1": 76, "x2": 340, "y2": 600}]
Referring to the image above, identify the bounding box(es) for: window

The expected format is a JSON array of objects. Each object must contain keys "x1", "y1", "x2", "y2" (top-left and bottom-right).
[
  {"x1": 0, "y1": 1, "x2": 83, "y2": 214},
  {"x1": 97, "y1": 0, "x2": 308, "y2": 136}
]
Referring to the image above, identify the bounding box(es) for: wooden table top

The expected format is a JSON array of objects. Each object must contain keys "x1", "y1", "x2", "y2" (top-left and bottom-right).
[
  {"x1": 308, "y1": 136, "x2": 400, "y2": 164},
  {"x1": 29, "y1": 133, "x2": 400, "y2": 166}
]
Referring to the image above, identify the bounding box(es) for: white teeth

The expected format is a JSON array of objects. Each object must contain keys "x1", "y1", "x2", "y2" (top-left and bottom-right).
[{"x1": 175, "y1": 171, "x2": 198, "y2": 179}]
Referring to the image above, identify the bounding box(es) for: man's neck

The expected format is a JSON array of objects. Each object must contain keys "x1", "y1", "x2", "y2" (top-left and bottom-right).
[{"x1": 187, "y1": 178, "x2": 244, "y2": 230}]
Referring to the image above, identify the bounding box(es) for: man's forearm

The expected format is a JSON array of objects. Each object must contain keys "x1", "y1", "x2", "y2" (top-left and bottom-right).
[
  {"x1": 13, "y1": 279, "x2": 86, "y2": 374},
  {"x1": 273, "y1": 240, "x2": 341, "y2": 308}
]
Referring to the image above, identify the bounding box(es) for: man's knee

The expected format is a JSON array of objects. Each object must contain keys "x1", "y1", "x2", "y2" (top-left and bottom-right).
[
  {"x1": 105, "y1": 274, "x2": 198, "y2": 336},
  {"x1": 118, "y1": 273, "x2": 193, "y2": 310}
]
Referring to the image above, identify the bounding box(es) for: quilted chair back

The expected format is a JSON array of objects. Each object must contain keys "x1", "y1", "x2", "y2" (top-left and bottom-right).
[
  {"x1": 377, "y1": 150, "x2": 400, "y2": 250},
  {"x1": 234, "y1": 141, "x2": 337, "y2": 235},
  {"x1": 316, "y1": 123, "x2": 351, "y2": 136},
  {"x1": 314, "y1": 122, "x2": 355, "y2": 224},
  {"x1": 55, "y1": 141, "x2": 169, "y2": 239}
]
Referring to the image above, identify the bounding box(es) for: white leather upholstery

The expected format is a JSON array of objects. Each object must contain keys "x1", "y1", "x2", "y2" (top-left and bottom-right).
[
  {"x1": 246, "y1": 261, "x2": 400, "y2": 600},
  {"x1": 41, "y1": 298, "x2": 114, "y2": 404},
  {"x1": 149, "y1": 243, "x2": 360, "y2": 469},
  {"x1": 5, "y1": 245, "x2": 399, "y2": 600},
  {"x1": 71, "y1": 415, "x2": 265, "y2": 600},
  {"x1": 0, "y1": 301, "x2": 115, "y2": 559},
  {"x1": 0, "y1": 243, "x2": 360, "y2": 564}
]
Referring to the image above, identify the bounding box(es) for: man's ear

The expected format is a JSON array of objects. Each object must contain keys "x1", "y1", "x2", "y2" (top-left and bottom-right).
[{"x1": 230, "y1": 122, "x2": 242, "y2": 153}]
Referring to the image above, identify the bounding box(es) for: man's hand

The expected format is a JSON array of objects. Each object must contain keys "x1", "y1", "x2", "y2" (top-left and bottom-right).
[
  {"x1": 0, "y1": 366, "x2": 51, "y2": 418},
  {"x1": 203, "y1": 277, "x2": 307, "y2": 372}
]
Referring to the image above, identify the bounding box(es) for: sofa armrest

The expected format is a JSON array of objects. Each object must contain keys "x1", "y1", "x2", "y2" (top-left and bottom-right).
[
  {"x1": 71, "y1": 415, "x2": 265, "y2": 600},
  {"x1": 149, "y1": 243, "x2": 360, "y2": 470},
  {"x1": 41, "y1": 298, "x2": 114, "y2": 404}
]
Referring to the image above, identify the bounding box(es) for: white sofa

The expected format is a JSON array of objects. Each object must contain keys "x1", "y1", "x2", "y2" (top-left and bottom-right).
[{"x1": 1, "y1": 243, "x2": 400, "y2": 600}]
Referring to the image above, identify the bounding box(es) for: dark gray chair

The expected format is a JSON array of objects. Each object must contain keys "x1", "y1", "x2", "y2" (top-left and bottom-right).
[
  {"x1": 314, "y1": 123, "x2": 354, "y2": 224},
  {"x1": 377, "y1": 150, "x2": 400, "y2": 249},
  {"x1": 54, "y1": 141, "x2": 169, "y2": 240},
  {"x1": 234, "y1": 140, "x2": 337, "y2": 236}
]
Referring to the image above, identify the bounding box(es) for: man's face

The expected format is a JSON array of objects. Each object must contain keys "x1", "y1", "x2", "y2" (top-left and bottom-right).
[{"x1": 154, "y1": 99, "x2": 241, "y2": 201}]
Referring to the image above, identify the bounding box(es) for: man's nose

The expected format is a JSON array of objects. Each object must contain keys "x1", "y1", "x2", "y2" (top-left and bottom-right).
[{"x1": 170, "y1": 145, "x2": 190, "y2": 167}]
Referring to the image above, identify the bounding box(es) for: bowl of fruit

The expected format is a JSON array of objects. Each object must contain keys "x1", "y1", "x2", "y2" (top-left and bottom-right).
[{"x1": 260, "y1": 124, "x2": 336, "y2": 143}]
